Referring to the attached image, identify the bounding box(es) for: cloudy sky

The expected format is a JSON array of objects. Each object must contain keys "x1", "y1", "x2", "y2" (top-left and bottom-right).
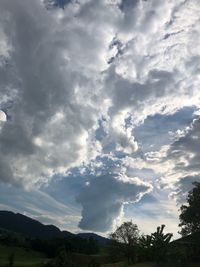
[{"x1": 0, "y1": 0, "x2": 200, "y2": 238}]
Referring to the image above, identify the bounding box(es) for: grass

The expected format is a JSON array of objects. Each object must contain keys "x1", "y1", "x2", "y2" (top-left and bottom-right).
[
  {"x1": 102, "y1": 262, "x2": 200, "y2": 267},
  {"x1": 0, "y1": 245, "x2": 46, "y2": 267},
  {"x1": 1, "y1": 245, "x2": 200, "y2": 267}
]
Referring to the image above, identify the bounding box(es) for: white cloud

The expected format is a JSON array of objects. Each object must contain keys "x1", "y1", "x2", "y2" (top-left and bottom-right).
[
  {"x1": 0, "y1": 110, "x2": 6, "y2": 122},
  {"x1": 0, "y1": 183, "x2": 80, "y2": 232},
  {"x1": 0, "y1": 0, "x2": 200, "y2": 232}
]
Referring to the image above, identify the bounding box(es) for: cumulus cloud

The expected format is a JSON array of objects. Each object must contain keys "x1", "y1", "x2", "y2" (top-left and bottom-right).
[
  {"x1": 1, "y1": 0, "x2": 200, "y2": 186},
  {"x1": 77, "y1": 174, "x2": 152, "y2": 232},
  {"x1": 171, "y1": 175, "x2": 200, "y2": 204},
  {"x1": 1, "y1": 0, "x2": 200, "y2": 232},
  {"x1": 0, "y1": 0, "x2": 108, "y2": 187},
  {"x1": 161, "y1": 118, "x2": 200, "y2": 201},
  {"x1": 130, "y1": 117, "x2": 200, "y2": 204},
  {"x1": 167, "y1": 118, "x2": 200, "y2": 173}
]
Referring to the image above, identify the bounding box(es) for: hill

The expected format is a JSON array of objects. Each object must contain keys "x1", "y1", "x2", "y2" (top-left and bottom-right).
[
  {"x1": 0, "y1": 210, "x2": 72, "y2": 239},
  {"x1": 78, "y1": 232, "x2": 109, "y2": 245},
  {"x1": 0, "y1": 210, "x2": 109, "y2": 244}
]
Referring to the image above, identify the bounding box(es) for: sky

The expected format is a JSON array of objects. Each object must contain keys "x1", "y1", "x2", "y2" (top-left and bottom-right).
[{"x1": 0, "y1": 0, "x2": 200, "y2": 239}]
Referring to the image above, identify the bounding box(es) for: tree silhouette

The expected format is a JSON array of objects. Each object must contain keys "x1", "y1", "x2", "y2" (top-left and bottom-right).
[
  {"x1": 151, "y1": 225, "x2": 173, "y2": 267},
  {"x1": 139, "y1": 234, "x2": 153, "y2": 261},
  {"x1": 109, "y1": 221, "x2": 139, "y2": 264},
  {"x1": 139, "y1": 234, "x2": 152, "y2": 249},
  {"x1": 179, "y1": 181, "x2": 200, "y2": 236}
]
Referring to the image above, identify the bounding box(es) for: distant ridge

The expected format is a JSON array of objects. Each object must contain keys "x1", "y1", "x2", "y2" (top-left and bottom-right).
[
  {"x1": 0, "y1": 210, "x2": 109, "y2": 244},
  {"x1": 77, "y1": 232, "x2": 109, "y2": 245},
  {"x1": 0, "y1": 210, "x2": 71, "y2": 239}
]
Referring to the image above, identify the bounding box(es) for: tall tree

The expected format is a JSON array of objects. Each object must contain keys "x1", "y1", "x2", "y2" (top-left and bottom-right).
[
  {"x1": 109, "y1": 221, "x2": 139, "y2": 264},
  {"x1": 151, "y1": 225, "x2": 173, "y2": 267},
  {"x1": 179, "y1": 181, "x2": 200, "y2": 236}
]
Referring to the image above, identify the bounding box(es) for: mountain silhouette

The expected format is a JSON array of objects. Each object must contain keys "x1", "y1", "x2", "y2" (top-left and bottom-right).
[{"x1": 0, "y1": 210, "x2": 109, "y2": 244}]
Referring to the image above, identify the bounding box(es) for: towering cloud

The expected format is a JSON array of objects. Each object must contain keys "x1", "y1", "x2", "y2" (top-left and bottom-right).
[
  {"x1": 77, "y1": 174, "x2": 151, "y2": 231},
  {"x1": 0, "y1": 0, "x2": 200, "y2": 232}
]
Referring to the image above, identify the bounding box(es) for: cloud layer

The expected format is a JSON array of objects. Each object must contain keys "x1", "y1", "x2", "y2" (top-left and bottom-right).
[{"x1": 0, "y1": 0, "x2": 200, "y2": 232}]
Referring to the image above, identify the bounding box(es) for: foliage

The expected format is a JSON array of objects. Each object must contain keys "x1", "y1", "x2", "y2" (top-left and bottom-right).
[
  {"x1": 179, "y1": 181, "x2": 200, "y2": 236},
  {"x1": 139, "y1": 235, "x2": 153, "y2": 261},
  {"x1": 151, "y1": 225, "x2": 173, "y2": 267},
  {"x1": 138, "y1": 225, "x2": 172, "y2": 265},
  {"x1": 88, "y1": 258, "x2": 100, "y2": 267},
  {"x1": 107, "y1": 239, "x2": 124, "y2": 264},
  {"x1": 30, "y1": 235, "x2": 99, "y2": 257},
  {"x1": 54, "y1": 247, "x2": 69, "y2": 267},
  {"x1": 109, "y1": 221, "x2": 139, "y2": 264},
  {"x1": 151, "y1": 224, "x2": 173, "y2": 248},
  {"x1": 167, "y1": 244, "x2": 188, "y2": 264},
  {"x1": 110, "y1": 221, "x2": 139, "y2": 245},
  {"x1": 0, "y1": 228, "x2": 26, "y2": 247},
  {"x1": 139, "y1": 235, "x2": 152, "y2": 249},
  {"x1": 0, "y1": 220, "x2": 99, "y2": 257}
]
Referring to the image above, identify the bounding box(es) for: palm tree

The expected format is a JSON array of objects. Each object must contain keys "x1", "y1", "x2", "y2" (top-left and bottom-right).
[
  {"x1": 139, "y1": 234, "x2": 153, "y2": 261},
  {"x1": 151, "y1": 225, "x2": 173, "y2": 267}
]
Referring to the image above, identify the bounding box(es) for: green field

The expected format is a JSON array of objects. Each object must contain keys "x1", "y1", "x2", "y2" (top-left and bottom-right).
[
  {"x1": 133, "y1": 263, "x2": 200, "y2": 267},
  {"x1": 102, "y1": 261, "x2": 200, "y2": 267},
  {"x1": 1, "y1": 245, "x2": 200, "y2": 267},
  {"x1": 0, "y1": 245, "x2": 46, "y2": 267}
]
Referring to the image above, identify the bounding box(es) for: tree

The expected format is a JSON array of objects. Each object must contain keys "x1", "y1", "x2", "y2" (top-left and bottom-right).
[
  {"x1": 55, "y1": 247, "x2": 69, "y2": 267},
  {"x1": 139, "y1": 225, "x2": 172, "y2": 265},
  {"x1": 139, "y1": 234, "x2": 153, "y2": 261},
  {"x1": 151, "y1": 225, "x2": 173, "y2": 267},
  {"x1": 109, "y1": 221, "x2": 139, "y2": 264},
  {"x1": 86, "y1": 237, "x2": 99, "y2": 254},
  {"x1": 179, "y1": 181, "x2": 200, "y2": 236}
]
